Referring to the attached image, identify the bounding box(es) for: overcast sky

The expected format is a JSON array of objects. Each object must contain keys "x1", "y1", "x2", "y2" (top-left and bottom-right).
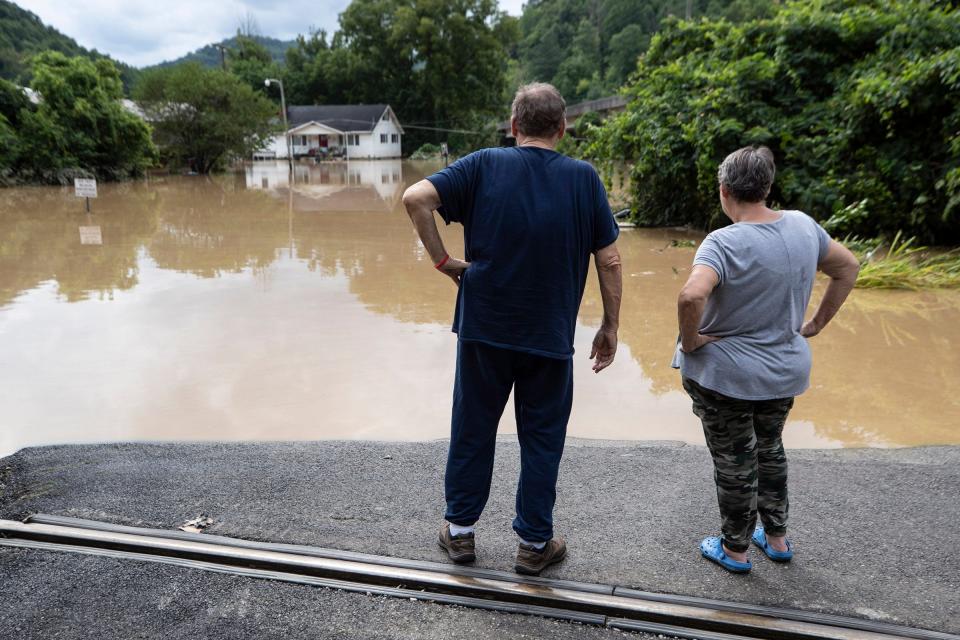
[{"x1": 21, "y1": 0, "x2": 527, "y2": 68}]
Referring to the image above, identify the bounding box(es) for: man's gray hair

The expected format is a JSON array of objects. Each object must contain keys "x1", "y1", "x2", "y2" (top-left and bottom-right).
[
  {"x1": 511, "y1": 83, "x2": 566, "y2": 138},
  {"x1": 717, "y1": 146, "x2": 776, "y2": 203}
]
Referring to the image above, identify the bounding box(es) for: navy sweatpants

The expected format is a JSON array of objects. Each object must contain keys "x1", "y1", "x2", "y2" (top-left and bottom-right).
[{"x1": 444, "y1": 339, "x2": 573, "y2": 543}]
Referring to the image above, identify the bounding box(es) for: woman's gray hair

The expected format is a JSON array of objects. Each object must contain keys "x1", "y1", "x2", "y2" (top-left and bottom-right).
[
  {"x1": 717, "y1": 146, "x2": 776, "y2": 203},
  {"x1": 511, "y1": 83, "x2": 566, "y2": 138}
]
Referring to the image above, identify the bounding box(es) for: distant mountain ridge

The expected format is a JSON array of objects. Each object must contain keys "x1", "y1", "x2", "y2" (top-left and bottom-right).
[
  {"x1": 0, "y1": 0, "x2": 138, "y2": 88},
  {"x1": 150, "y1": 35, "x2": 295, "y2": 70},
  {"x1": 2, "y1": 0, "x2": 294, "y2": 92}
]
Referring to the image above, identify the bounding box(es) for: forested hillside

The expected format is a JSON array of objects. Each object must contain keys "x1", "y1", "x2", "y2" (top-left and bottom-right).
[
  {"x1": 514, "y1": 0, "x2": 776, "y2": 103},
  {"x1": 0, "y1": 0, "x2": 138, "y2": 89},
  {"x1": 151, "y1": 35, "x2": 296, "y2": 69}
]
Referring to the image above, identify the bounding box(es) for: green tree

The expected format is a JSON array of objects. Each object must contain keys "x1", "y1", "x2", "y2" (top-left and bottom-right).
[
  {"x1": 282, "y1": 0, "x2": 510, "y2": 153},
  {"x1": 516, "y1": 0, "x2": 757, "y2": 101},
  {"x1": 605, "y1": 24, "x2": 647, "y2": 87},
  {"x1": 587, "y1": 1, "x2": 960, "y2": 244},
  {"x1": 8, "y1": 52, "x2": 155, "y2": 183},
  {"x1": 553, "y1": 18, "x2": 603, "y2": 101},
  {"x1": 283, "y1": 30, "x2": 362, "y2": 105},
  {"x1": 227, "y1": 33, "x2": 281, "y2": 97},
  {"x1": 134, "y1": 63, "x2": 278, "y2": 174},
  {"x1": 0, "y1": 77, "x2": 27, "y2": 173}
]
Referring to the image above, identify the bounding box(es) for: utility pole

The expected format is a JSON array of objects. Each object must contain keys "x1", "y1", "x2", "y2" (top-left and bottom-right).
[
  {"x1": 686, "y1": 0, "x2": 693, "y2": 20},
  {"x1": 265, "y1": 78, "x2": 292, "y2": 172},
  {"x1": 215, "y1": 44, "x2": 227, "y2": 71}
]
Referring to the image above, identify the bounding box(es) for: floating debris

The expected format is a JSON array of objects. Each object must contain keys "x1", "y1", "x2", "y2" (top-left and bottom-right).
[{"x1": 179, "y1": 514, "x2": 214, "y2": 533}]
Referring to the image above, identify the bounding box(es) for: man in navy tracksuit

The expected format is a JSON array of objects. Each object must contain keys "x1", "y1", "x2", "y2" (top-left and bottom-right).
[{"x1": 402, "y1": 83, "x2": 623, "y2": 575}]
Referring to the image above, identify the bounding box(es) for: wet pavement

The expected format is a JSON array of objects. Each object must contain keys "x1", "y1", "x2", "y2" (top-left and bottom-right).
[{"x1": 2, "y1": 440, "x2": 958, "y2": 634}]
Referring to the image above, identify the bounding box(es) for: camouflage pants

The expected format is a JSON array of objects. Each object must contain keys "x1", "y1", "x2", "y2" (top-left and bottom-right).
[{"x1": 682, "y1": 378, "x2": 795, "y2": 553}]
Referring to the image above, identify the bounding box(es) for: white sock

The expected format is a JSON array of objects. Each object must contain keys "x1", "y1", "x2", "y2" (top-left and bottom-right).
[
  {"x1": 449, "y1": 523, "x2": 475, "y2": 537},
  {"x1": 521, "y1": 538, "x2": 546, "y2": 550}
]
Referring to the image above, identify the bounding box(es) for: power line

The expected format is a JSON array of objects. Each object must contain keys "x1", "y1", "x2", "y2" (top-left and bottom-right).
[
  {"x1": 282, "y1": 117, "x2": 489, "y2": 135},
  {"x1": 400, "y1": 124, "x2": 488, "y2": 135}
]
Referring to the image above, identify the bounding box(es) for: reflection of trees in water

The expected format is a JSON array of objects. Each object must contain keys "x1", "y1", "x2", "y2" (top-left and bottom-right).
[
  {"x1": 293, "y1": 207, "x2": 461, "y2": 324},
  {"x1": 146, "y1": 176, "x2": 291, "y2": 278},
  {"x1": 0, "y1": 184, "x2": 159, "y2": 306},
  {"x1": 289, "y1": 161, "x2": 459, "y2": 324},
  {"x1": 5, "y1": 172, "x2": 959, "y2": 448},
  {"x1": 569, "y1": 232, "x2": 960, "y2": 447},
  {"x1": 792, "y1": 290, "x2": 960, "y2": 446},
  {"x1": 0, "y1": 165, "x2": 440, "y2": 306},
  {"x1": 579, "y1": 229, "x2": 700, "y2": 395}
]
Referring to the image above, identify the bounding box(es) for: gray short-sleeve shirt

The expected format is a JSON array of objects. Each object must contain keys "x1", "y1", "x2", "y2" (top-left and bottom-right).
[{"x1": 671, "y1": 210, "x2": 831, "y2": 400}]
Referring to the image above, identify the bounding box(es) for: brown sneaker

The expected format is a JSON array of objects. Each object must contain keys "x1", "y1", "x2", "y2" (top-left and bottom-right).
[
  {"x1": 514, "y1": 536, "x2": 566, "y2": 575},
  {"x1": 438, "y1": 523, "x2": 476, "y2": 564}
]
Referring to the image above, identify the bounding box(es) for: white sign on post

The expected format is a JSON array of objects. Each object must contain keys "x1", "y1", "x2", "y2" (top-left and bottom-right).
[{"x1": 74, "y1": 178, "x2": 98, "y2": 198}]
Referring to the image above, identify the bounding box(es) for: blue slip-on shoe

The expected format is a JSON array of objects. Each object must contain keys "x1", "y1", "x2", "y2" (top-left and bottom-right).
[
  {"x1": 700, "y1": 536, "x2": 752, "y2": 574},
  {"x1": 751, "y1": 525, "x2": 793, "y2": 562}
]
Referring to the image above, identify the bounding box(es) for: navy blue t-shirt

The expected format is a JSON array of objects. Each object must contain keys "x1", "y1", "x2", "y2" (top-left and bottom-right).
[{"x1": 426, "y1": 146, "x2": 619, "y2": 359}]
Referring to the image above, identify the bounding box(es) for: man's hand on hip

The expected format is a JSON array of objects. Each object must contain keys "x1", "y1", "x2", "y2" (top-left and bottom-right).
[
  {"x1": 590, "y1": 326, "x2": 617, "y2": 373},
  {"x1": 438, "y1": 257, "x2": 470, "y2": 287}
]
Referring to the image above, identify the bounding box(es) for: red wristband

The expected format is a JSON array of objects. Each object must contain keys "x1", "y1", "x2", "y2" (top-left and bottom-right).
[{"x1": 434, "y1": 254, "x2": 450, "y2": 270}]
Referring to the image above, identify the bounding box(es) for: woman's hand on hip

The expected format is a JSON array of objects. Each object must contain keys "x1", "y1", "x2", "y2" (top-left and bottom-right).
[
  {"x1": 681, "y1": 333, "x2": 719, "y2": 353},
  {"x1": 800, "y1": 319, "x2": 821, "y2": 338}
]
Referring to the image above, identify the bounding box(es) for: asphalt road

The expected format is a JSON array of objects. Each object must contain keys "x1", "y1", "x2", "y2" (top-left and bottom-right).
[
  {"x1": 1, "y1": 439, "x2": 958, "y2": 637},
  {"x1": 0, "y1": 546, "x2": 653, "y2": 640}
]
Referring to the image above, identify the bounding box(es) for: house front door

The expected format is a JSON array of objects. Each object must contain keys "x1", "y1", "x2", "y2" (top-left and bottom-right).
[{"x1": 319, "y1": 135, "x2": 329, "y2": 148}]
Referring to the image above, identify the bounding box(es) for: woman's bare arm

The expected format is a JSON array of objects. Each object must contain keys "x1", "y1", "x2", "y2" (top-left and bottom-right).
[{"x1": 802, "y1": 241, "x2": 860, "y2": 337}]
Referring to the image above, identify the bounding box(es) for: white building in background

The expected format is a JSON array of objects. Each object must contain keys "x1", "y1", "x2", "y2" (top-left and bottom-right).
[
  {"x1": 258, "y1": 104, "x2": 404, "y2": 160},
  {"x1": 21, "y1": 85, "x2": 154, "y2": 122}
]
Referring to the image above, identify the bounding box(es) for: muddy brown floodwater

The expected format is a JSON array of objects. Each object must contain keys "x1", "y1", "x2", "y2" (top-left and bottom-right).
[{"x1": 1, "y1": 160, "x2": 958, "y2": 456}]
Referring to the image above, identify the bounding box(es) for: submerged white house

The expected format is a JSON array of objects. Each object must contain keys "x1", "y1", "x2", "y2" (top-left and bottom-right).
[{"x1": 258, "y1": 104, "x2": 404, "y2": 160}]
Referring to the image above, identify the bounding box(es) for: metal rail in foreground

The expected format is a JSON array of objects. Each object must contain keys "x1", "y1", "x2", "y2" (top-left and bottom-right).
[{"x1": 0, "y1": 515, "x2": 954, "y2": 640}]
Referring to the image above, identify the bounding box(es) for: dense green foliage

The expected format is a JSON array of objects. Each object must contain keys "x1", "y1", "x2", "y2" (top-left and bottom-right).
[
  {"x1": 225, "y1": 35, "x2": 282, "y2": 97},
  {"x1": 0, "y1": 0, "x2": 138, "y2": 90},
  {"x1": 588, "y1": 0, "x2": 960, "y2": 244},
  {"x1": 514, "y1": 0, "x2": 774, "y2": 103},
  {"x1": 0, "y1": 52, "x2": 155, "y2": 184},
  {"x1": 280, "y1": 0, "x2": 515, "y2": 152},
  {"x1": 134, "y1": 63, "x2": 277, "y2": 173},
  {"x1": 152, "y1": 35, "x2": 295, "y2": 70}
]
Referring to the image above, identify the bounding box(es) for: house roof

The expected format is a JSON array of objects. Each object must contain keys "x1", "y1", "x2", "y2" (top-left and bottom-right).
[{"x1": 286, "y1": 105, "x2": 391, "y2": 133}]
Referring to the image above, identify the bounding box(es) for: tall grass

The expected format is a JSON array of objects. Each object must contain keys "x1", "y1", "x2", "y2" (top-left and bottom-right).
[{"x1": 851, "y1": 232, "x2": 960, "y2": 290}]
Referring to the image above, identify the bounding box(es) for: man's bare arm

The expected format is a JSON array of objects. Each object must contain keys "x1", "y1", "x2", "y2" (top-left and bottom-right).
[
  {"x1": 591, "y1": 241, "x2": 622, "y2": 373},
  {"x1": 401, "y1": 179, "x2": 469, "y2": 286},
  {"x1": 802, "y1": 241, "x2": 860, "y2": 337},
  {"x1": 677, "y1": 265, "x2": 720, "y2": 353}
]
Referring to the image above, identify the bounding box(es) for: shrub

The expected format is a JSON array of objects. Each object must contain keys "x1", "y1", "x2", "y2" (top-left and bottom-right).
[{"x1": 588, "y1": 1, "x2": 960, "y2": 244}]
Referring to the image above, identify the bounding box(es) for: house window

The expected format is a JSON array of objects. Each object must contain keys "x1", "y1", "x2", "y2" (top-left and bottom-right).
[
  {"x1": 298, "y1": 135, "x2": 307, "y2": 146},
  {"x1": 347, "y1": 134, "x2": 359, "y2": 146},
  {"x1": 380, "y1": 134, "x2": 388, "y2": 143},
  {"x1": 391, "y1": 134, "x2": 398, "y2": 143}
]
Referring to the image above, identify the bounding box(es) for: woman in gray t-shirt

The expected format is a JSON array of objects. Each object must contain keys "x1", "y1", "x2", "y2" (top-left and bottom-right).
[{"x1": 674, "y1": 146, "x2": 859, "y2": 573}]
